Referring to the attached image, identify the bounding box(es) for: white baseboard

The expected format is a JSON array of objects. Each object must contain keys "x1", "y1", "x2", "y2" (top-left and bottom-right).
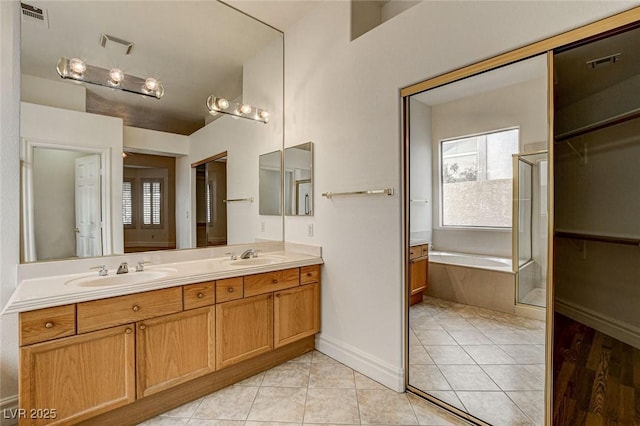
[
  {"x1": 556, "y1": 298, "x2": 640, "y2": 349},
  {"x1": 315, "y1": 334, "x2": 404, "y2": 392},
  {"x1": 0, "y1": 395, "x2": 19, "y2": 426}
]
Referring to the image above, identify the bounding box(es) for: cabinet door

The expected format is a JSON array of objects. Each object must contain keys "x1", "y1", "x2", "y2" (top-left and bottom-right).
[
  {"x1": 274, "y1": 283, "x2": 320, "y2": 348},
  {"x1": 410, "y1": 258, "x2": 428, "y2": 294},
  {"x1": 215, "y1": 294, "x2": 273, "y2": 370},
  {"x1": 20, "y1": 325, "x2": 135, "y2": 426},
  {"x1": 136, "y1": 306, "x2": 215, "y2": 398}
]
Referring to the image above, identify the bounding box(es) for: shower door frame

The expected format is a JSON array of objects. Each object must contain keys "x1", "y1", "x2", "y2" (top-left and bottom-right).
[{"x1": 512, "y1": 150, "x2": 548, "y2": 310}]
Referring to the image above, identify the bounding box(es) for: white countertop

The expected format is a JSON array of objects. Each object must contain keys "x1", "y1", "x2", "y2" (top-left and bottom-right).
[{"x1": 2, "y1": 249, "x2": 323, "y2": 315}]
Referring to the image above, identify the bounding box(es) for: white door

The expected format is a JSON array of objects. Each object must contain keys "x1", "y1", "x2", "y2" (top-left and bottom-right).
[{"x1": 75, "y1": 155, "x2": 102, "y2": 257}]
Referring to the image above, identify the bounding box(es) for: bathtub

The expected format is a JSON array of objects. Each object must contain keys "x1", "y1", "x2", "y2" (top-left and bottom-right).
[
  {"x1": 426, "y1": 251, "x2": 516, "y2": 314},
  {"x1": 428, "y1": 251, "x2": 513, "y2": 273}
]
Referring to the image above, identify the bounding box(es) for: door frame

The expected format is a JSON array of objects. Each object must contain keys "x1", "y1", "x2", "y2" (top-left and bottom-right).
[
  {"x1": 400, "y1": 6, "x2": 640, "y2": 426},
  {"x1": 21, "y1": 138, "x2": 112, "y2": 261}
]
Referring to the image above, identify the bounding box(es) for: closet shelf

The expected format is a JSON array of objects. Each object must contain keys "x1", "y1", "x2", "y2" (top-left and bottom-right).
[
  {"x1": 554, "y1": 106, "x2": 640, "y2": 142},
  {"x1": 555, "y1": 231, "x2": 640, "y2": 247}
]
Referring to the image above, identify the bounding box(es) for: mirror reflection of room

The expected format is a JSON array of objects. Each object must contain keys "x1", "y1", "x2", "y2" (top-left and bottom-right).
[
  {"x1": 194, "y1": 153, "x2": 227, "y2": 247},
  {"x1": 284, "y1": 142, "x2": 314, "y2": 216},
  {"x1": 18, "y1": 1, "x2": 284, "y2": 263},
  {"x1": 407, "y1": 54, "x2": 548, "y2": 426}
]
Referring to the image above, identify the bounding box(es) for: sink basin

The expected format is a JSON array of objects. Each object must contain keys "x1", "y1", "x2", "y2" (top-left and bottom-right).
[
  {"x1": 226, "y1": 255, "x2": 285, "y2": 267},
  {"x1": 65, "y1": 268, "x2": 177, "y2": 288}
]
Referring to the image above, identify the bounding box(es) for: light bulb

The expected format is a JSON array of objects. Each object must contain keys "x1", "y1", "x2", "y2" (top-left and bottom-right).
[
  {"x1": 216, "y1": 98, "x2": 229, "y2": 110},
  {"x1": 240, "y1": 104, "x2": 252, "y2": 115},
  {"x1": 108, "y1": 68, "x2": 124, "y2": 86},
  {"x1": 144, "y1": 77, "x2": 159, "y2": 91},
  {"x1": 69, "y1": 58, "x2": 86, "y2": 75},
  {"x1": 259, "y1": 110, "x2": 269, "y2": 121}
]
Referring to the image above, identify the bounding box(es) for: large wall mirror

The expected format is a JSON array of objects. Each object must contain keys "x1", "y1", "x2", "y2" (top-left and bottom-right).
[
  {"x1": 19, "y1": 1, "x2": 284, "y2": 262},
  {"x1": 406, "y1": 55, "x2": 549, "y2": 426}
]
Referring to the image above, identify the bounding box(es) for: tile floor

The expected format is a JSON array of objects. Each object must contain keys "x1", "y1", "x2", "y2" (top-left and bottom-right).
[
  {"x1": 409, "y1": 296, "x2": 546, "y2": 426},
  {"x1": 138, "y1": 350, "x2": 469, "y2": 426}
]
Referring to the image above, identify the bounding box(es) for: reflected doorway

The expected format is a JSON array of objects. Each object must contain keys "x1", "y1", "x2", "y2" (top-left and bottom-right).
[
  {"x1": 123, "y1": 152, "x2": 176, "y2": 253},
  {"x1": 195, "y1": 152, "x2": 227, "y2": 247}
]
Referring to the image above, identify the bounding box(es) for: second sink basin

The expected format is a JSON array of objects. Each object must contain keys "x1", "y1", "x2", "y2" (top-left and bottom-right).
[{"x1": 65, "y1": 268, "x2": 177, "y2": 288}]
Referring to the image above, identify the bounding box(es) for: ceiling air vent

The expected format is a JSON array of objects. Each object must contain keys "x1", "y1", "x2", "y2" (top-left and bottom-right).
[{"x1": 21, "y1": 2, "x2": 49, "y2": 28}]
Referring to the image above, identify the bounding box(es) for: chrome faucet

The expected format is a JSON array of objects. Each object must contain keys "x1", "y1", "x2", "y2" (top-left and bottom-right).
[
  {"x1": 117, "y1": 262, "x2": 129, "y2": 274},
  {"x1": 240, "y1": 249, "x2": 260, "y2": 259},
  {"x1": 135, "y1": 260, "x2": 150, "y2": 272},
  {"x1": 91, "y1": 265, "x2": 108, "y2": 276}
]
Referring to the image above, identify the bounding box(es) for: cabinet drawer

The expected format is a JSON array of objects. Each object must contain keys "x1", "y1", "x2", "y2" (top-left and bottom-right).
[
  {"x1": 184, "y1": 281, "x2": 216, "y2": 310},
  {"x1": 244, "y1": 268, "x2": 300, "y2": 297},
  {"x1": 409, "y1": 246, "x2": 421, "y2": 260},
  {"x1": 300, "y1": 265, "x2": 320, "y2": 285},
  {"x1": 20, "y1": 304, "x2": 76, "y2": 346},
  {"x1": 421, "y1": 244, "x2": 429, "y2": 257},
  {"x1": 77, "y1": 287, "x2": 183, "y2": 334},
  {"x1": 215, "y1": 277, "x2": 243, "y2": 303}
]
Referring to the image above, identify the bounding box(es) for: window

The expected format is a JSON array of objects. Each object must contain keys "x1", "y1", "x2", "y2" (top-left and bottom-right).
[
  {"x1": 441, "y1": 128, "x2": 519, "y2": 228},
  {"x1": 141, "y1": 178, "x2": 163, "y2": 228},
  {"x1": 122, "y1": 178, "x2": 135, "y2": 228}
]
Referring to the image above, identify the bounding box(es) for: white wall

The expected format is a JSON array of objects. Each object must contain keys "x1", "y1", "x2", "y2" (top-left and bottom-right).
[
  {"x1": 123, "y1": 126, "x2": 189, "y2": 157},
  {"x1": 21, "y1": 102, "x2": 124, "y2": 255},
  {"x1": 409, "y1": 99, "x2": 432, "y2": 243},
  {"x1": 283, "y1": 0, "x2": 638, "y2": 390},
  {"x1": 32, "y1": 148, "x2": 87, "y2": 260},
  {"x1": 21, "y1": 74, "x2": 86, "y2": 112},
  {"x1": 0, "y1": 1, "x2": 21, "y2": 419},
  {"x1": 430, "y1": 77, "x2": 547, "y2": 257}
]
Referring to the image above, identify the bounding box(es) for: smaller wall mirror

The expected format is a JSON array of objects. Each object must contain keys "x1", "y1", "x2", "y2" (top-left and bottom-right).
[
  {"x1": 259, "y1": 150, "x2": 282, "y2": 215},
  {"x1": 284, "y1": 142, "x2": 314, "y2": 216}
]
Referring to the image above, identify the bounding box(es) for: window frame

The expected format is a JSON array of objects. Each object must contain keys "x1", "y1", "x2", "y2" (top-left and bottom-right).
[{"x1": 438, "y1": 126, "x2": 519, "y2": 230}]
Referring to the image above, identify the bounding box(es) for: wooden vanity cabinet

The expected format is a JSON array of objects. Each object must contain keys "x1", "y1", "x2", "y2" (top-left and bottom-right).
[
  {"x1": 136, "y1": 306, "x2": 215, "y2": 398},
  {"x1": 274, "y1": 283, "x2": 320, "y2": 348},
  {"x1": 409, "y1": 244, "x2": 429, "y2": 306},
  {"x1": 215, "y1": 293, "x2": 274, "y2": 369},
  {"x1": 18, "y1": 264, "x2": 321, "y2": 425},
  {"x1": 20, "y1": 325, "x2": 135, "y2": 426}
]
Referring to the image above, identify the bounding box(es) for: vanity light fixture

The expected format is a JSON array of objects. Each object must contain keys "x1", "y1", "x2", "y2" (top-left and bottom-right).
[
  {"x1": 56, "y1": 57, "x2": 165, "y2": 99},
  {"x1": 206, "y1": 95, "x2": 269, "y2": 124}
]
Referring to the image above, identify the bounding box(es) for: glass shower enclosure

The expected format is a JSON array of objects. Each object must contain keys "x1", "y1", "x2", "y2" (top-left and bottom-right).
[{"x1": 513, "y1": 151, "x2": 548, "y2": 308}]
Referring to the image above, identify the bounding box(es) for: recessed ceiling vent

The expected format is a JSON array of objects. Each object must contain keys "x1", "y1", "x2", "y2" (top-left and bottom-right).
[
  {"x1": 100, "y1": 33, "x2": 134, "y2": 55},
  {"x1": 586, "y1": 52, "x2": 621, "y2": 69},
  {"x1": 21, "y1": 3, "x2": 49, "y2": 28}
]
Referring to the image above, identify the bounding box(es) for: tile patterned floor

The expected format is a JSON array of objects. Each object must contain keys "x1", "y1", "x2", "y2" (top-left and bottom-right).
[
  {"x1": 138, "y1": 350, "x2": 469, "y2": 426},
  {"x1": 409, "y1": 296, "x2": 546, "y2": 426}
]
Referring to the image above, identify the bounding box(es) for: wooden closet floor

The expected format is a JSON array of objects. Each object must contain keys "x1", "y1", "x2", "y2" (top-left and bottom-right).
[{"x1": 553, "y1": 313, "x2": 640, "y2": 425}]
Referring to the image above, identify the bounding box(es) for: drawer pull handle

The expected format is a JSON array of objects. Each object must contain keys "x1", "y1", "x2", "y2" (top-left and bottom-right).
[
  {"x1": 272, "y1": 279, "x2": 279, "y2": 284},
  {"x1": 132, "y1": 305, "x2": 140, "y2": 312},
  {"x1": 125, "y1": 328, "x2": 132, "y2": 334},
  {"x1": 197, "y1": 292, "x2": 204, "y2": 299},
  {"x1": 44, "y1": 321, "x2": 54, "y2": 329},
  {"x1": 306, "y1": 272, "x2": 312, "y2": 277},
  {"x1": 228, "y1": 287, "x2": 234, "y2": 293},
  {"x1": 139, "y1": 324, "x2": 146, "y2": 330}
]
